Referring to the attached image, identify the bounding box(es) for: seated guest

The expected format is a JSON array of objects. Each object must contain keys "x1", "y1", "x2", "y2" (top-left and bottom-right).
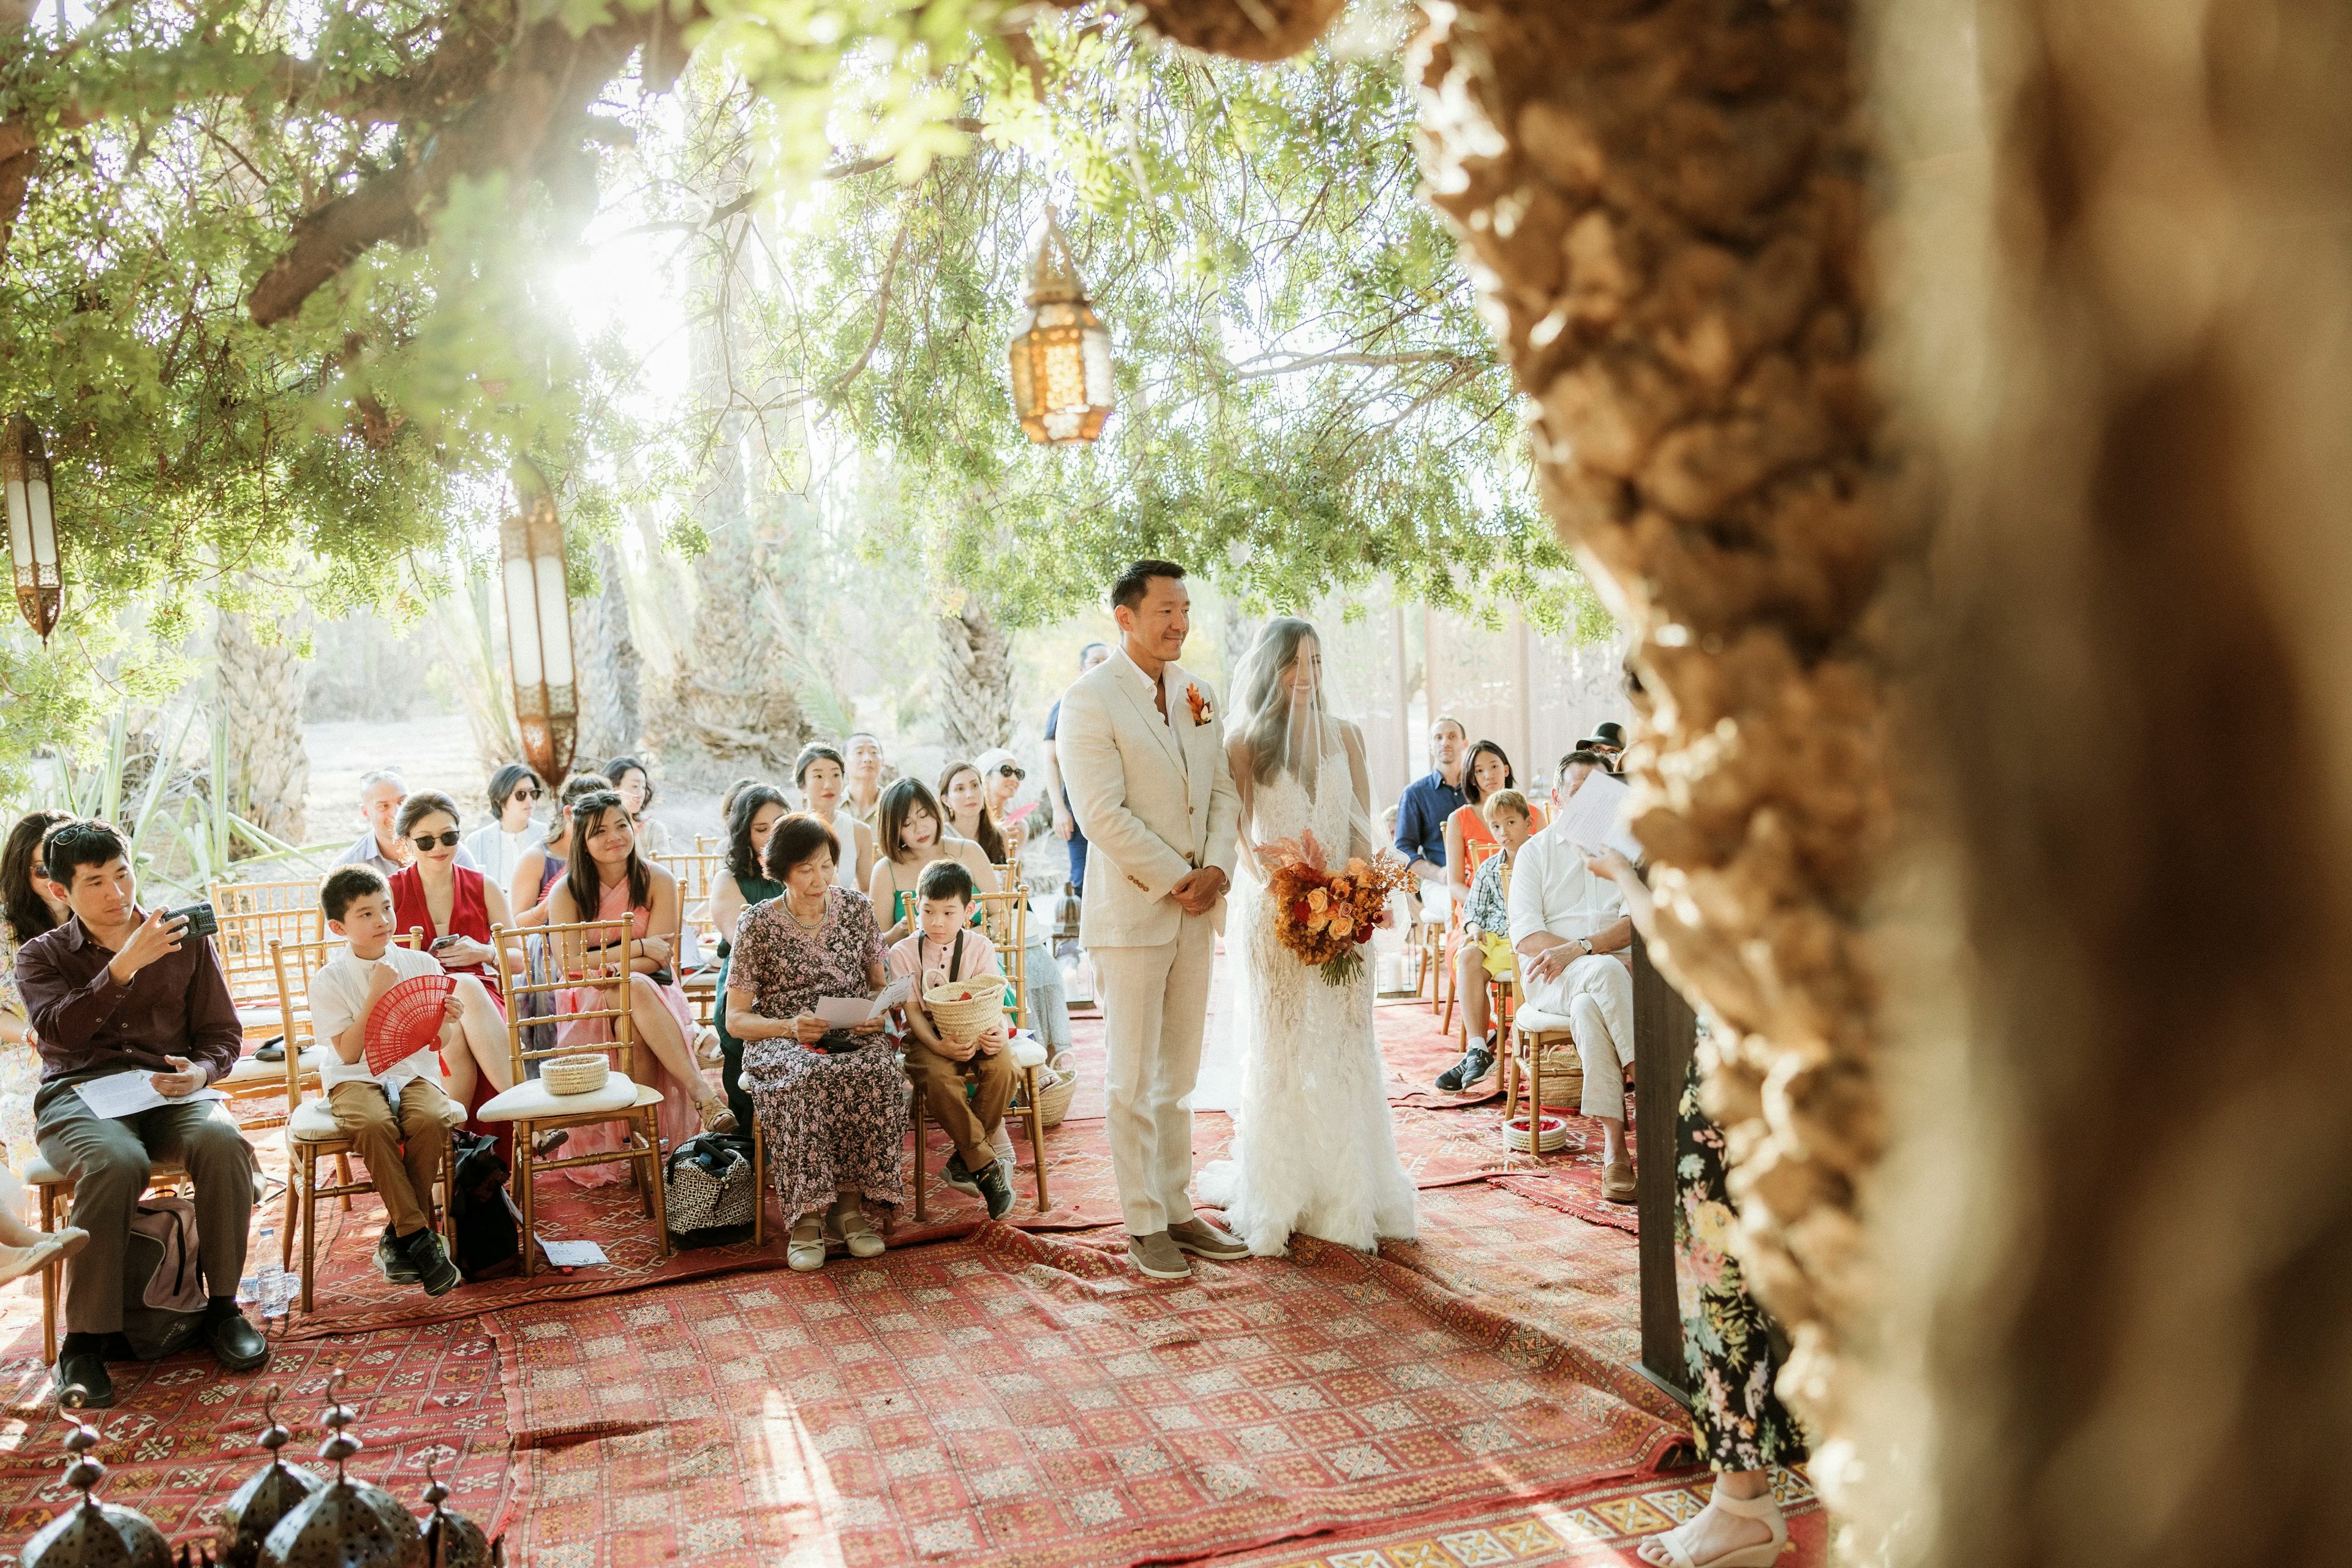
[
  {"x1": 1559, "y1": 748, "x2": 1607, "y2": 800},
  {"x1": 306, "y1": 868, "x2": 468, "y2": 1296},
  {"x1": 937, "y1": 761, "x2": 1009, "y2": 865},
  {"x1": 509, "y1": 772, "x2": 611, "y2": 925},
  {"x1": 842, "y1": 733, "x2": 889, "y2": 827},
  {"x1": 385, "y1": 793, "x2": 522, "y2": 1110},
  {"x1": 1434, "y1": 789, "x2": 1539, "y2": 1093},
  {"x1": 17, "y1": 819, "x2": 269, "y2": 1404},
  {"x1": 543, "y1": 792, "x2": 737, "y2": 1159},
  {"x1": 1394, "y1": 716, "x2": 1469, "y2": 888},
  {"x1": 869, "y1": 778, "x2": 998, "y2": 943},
  {"x1": 1580, "y1": 721, "x2": 1629, "y2": 772},
  {"x1": 968, "y1": 748, "x2": 1071, "y2": 1071},
  {"x1": 4, "y1": 809, "x2": 74, "y2": 1177},
  {"x1": 795, "y1": 744, "x2": 877, "y2": 892},
  {"x1": 599, "y1": 755, "x2": 671, "y2": 856},
  {"x1": 333, "y1": 769, "x2": 480, "y2": 878},
  {"x1": 726, "y1": 813, "x2": 903, "y2": 1273},
  {"x1": 1507, "y1": 762, "x2": 1638, "y2": 1202},
  {"x1": 709, "y1": 783, "x2": 789, "y2": 1135},
  {"x1": 1443, "y1": 741, "x2": 1542, "y2": 903},
  {"x1": 891, "y1": 860, "x2": 1016, "y2": 1220},
  {"x1": 460, "y1": 764, "x2": 542, "y2": 890},
  {"x1": 1043, "y1": 642, "x2": 1113, "y2": 899}
]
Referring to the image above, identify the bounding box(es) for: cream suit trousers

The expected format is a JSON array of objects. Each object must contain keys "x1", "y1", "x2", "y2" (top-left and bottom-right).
[
  {"x1": 1093, "y1": 911, "x2": 1218, "y2": 1237},
  {"x1": 1527, "y1": 953, "x2": 1635, "y2": 1123}
]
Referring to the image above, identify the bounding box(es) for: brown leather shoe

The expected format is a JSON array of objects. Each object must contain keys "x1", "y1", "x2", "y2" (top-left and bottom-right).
[
  {"x1": 1167, "y1": 1217, "x2": 1251, "y2": 1261},
  {"x1": 1127, "y1": 1231, "x2": 1189, "y2": 1280},
  {"x1": 1603, "y1": 1159, "x2": 1638, "y2": 1204}
]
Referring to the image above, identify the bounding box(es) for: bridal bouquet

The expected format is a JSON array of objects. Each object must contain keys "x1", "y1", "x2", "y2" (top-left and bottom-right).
[{"x1": 1258, "y1": 831, "x2": 1415, "y2": 987}]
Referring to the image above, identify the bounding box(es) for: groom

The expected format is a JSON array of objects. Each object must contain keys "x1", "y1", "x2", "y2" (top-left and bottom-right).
[{"x1": 1058, "y1": 560, "x2": 1251, "y2": 1279}]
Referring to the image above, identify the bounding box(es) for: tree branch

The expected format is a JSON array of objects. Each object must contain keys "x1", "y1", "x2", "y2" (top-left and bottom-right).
[
  {"x1": 827, "y1": 221, "x2": 911, "y2": 397},
  {"x1": 1232, "y1": 349, "x2": 1481, "y2": 380}
]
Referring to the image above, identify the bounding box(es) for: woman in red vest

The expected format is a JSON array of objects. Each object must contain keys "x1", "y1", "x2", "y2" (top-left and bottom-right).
[{"x1": 387, "y1": 791, "x2": 520, "y2": 1118}]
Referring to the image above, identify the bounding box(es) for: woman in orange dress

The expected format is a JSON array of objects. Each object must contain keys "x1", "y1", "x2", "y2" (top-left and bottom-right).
[
  {"x1": 543, "y1": 792, "x2": 735, "y2": 1185},
  {"x1": 1442, "y1": 741, "x2": 1542, "y2": 895}
]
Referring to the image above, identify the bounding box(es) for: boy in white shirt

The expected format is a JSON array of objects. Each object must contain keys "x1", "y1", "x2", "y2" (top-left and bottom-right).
[
  {"x1": 307, "y1": 866, "x2": 469, "y2": 1294},
  {"x1": 889, "y1": 861, "x2": 1017, "y2": 1220}
]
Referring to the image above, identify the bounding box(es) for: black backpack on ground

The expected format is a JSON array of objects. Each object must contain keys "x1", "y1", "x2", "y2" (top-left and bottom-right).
[{"x1": 449, "y1": 1131, "x2": 526, "y2": 1281}]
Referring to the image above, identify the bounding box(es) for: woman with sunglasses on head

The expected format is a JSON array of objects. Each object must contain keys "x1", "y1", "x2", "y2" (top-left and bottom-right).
[
  {"x1": 383, "y1": 792, "x2": 524, "y2": 1119},
  {"x1": 461, "y1": 764, "x2": 543, "y2": 891}
]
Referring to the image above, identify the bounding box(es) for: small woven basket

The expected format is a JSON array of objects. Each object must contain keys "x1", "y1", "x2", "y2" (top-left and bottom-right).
[
  {"x1": 924, "y1": 982, "x2": 1003, "y2": 1041},
  {"x1": 1525, "y1": 1050, "x2": 1585, "y2": 1104},
  {"x1": 1033, "y1": 1065, "x2": 1077, "y2": 1129},
  {"x1": 541, "y1": 1054, "x2": 611, "y2": 1096},
  {"x1": 1504, "y1": 1110, "x2": 1573, "y2": 1153}
]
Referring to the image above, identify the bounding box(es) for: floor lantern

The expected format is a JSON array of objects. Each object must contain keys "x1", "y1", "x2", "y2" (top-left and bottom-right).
[
  {"x1": 1008, "y1": 207, "x2": 1115, "y2": 445},
  {"x1": 2, "y1": 415, "x2": 62, "y2": 641},
  {"x1": 500, "y1": 459, "x2": 577, "y2": 785}
]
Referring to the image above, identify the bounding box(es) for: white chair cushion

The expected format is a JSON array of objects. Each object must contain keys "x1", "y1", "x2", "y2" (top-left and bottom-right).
[
  {"x1": 478, "y1": 1074, "x2": 660, "y2": 1122},
  {"x1": 220, "y1": 1045, "x2": 325, "y2": 1088},
  {"x1": 1007, "y1": 1036, "x2": 1049, "y2": 1071},
  {"x1": 1515, "y1": 1006, "x2": 1575, "y2": 1036},
  {"x1": 24, "y1": 1152, "x2": 185, "y2": 1188},
  {"x1": 237, "y1": 1005, "x2": 285, "y2": 1033},
  {"x1": 284, "y1": 1099, "x2": 345, "y2": 1144}
]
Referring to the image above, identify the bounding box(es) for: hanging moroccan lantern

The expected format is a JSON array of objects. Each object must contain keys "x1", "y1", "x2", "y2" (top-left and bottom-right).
[
  {"x1": 2, "y1": 415, "x2": 63, "y2": 641},
  {"x1": 1007, "y1": 208, "x2": 1115, "y2": 445},
  {"x1": 499, "y1": 459, "x2": 576, "y2": 784}
]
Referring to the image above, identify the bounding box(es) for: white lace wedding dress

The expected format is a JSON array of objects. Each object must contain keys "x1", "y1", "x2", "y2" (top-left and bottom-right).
[{"x1": 1198, "y1": 732, "x2": 1418, "y2": 1256}]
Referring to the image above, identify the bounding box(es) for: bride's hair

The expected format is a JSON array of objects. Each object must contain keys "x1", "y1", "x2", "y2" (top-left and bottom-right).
[{"x1": 1234, "y1": 617, "x2": 1330, "y2": 787}]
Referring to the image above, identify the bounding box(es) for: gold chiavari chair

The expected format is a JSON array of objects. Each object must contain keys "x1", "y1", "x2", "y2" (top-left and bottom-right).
[
  {"x1": 653, "y1": 850, "x2": 727, "y2": 1028},
  {"x1": 210, "y1": 878, "x2": 331, "y2": 1110},
  {"x1": 908, "y1": 880, "x2": 1052, "y2": 1221}
]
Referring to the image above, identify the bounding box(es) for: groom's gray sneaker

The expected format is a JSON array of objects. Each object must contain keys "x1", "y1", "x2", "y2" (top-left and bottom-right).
[
  {"x1": 1167, "y1": 1218, "x2": 1251, "y2": 1261},
  {"x1": 1128, "y1": 1231, "x2": 1190, "y2": 1280}
]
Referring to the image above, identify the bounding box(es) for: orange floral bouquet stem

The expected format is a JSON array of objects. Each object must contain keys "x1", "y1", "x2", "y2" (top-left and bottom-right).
[{"x1": 1256, "y1": 829, "x2": 1416, "y2": 987}]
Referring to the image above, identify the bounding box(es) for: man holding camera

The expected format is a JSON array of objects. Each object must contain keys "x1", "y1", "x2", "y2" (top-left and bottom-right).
[{"x1": 14, "y1": 819, "x2": 267, "y2": 1405}]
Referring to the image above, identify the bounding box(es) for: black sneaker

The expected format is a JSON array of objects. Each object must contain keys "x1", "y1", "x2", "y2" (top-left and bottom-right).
[
  {"x1": 1436, "y1": 1043, "x2": 1498, "y2": 1093},
  {"x1": 974, "y1": 1159, "x2": 1016, "y2": 1221},
  {"x1": 401, "y1": 1229, "x2": 462, "y2": 1297},
  {"x1": 943, "y1": 1153, "x2": 980, "y2": 1196},
  {"x1": 375, "y1": 1227, "x2": 420, "y2": 1284}
]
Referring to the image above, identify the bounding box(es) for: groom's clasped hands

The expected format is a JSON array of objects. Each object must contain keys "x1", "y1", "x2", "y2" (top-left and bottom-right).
[{"x1": 1167, "y1": 864, "x2": 1227, "y2": 916}]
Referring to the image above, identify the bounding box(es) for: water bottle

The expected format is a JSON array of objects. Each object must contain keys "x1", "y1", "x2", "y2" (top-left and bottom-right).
[{"x1": 254, "y1": 1227, "x2": 287, "y2": 1318}]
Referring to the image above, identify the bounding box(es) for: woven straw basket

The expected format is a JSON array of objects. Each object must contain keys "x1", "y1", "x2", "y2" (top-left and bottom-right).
[
  {"x1": 1504, "y1": 1110, "x2": 1574, "y2": 1154},
  {"x1": 541, "y1": 1054, "x2": 611, "y2": 1096},
  {"x1": 1523, "y1": 1049, "x2": 1585, "y2": 1103},
  {"x1": 924, "y1": 982, "x2": 1003, "y2": 1041},
  {"x1": 1030, "y1": 1065, "x2": 1077, "y2": 1129}
]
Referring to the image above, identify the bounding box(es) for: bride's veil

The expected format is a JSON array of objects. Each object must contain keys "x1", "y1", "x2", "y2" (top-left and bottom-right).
[{"x1": 1231, "y1": 617, "x2": 1333, "y2": 854}]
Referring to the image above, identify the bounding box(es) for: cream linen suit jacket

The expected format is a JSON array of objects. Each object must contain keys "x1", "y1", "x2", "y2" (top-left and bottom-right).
[{"x1": 1057, "y1": 649, "x2": 1242, "y2": 947}]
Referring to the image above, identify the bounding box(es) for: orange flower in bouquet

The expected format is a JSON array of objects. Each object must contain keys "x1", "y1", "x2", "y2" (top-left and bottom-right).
[{"x1": 1257, "y1": 829, "x2": 1415, "y2": 987}]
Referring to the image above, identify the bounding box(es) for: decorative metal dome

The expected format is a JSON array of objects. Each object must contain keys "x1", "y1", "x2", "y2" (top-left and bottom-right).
[
  {"x1": 257, "y1": 1371, "x2": 424, "y2": 1568},
  {"x1": 415, "y1": 1461, "x2": 495, "y2": 1568},
  {"x1": 21, "y1": 1389, "x2": 173, "y2": 1568},
  {"x1": 214, "y1": 1387, "x2": 323, "y2": 1568}
]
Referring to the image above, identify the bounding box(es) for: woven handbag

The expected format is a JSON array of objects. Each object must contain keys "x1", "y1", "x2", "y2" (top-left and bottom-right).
[{"x1": 664, "y1": 1134, "x2": 756, "y2": 1235}]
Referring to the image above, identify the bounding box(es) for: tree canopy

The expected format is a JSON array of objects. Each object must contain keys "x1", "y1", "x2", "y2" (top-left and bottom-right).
[{"x1": 0, "y1": 0, "x2": 1596, "y2": 781}]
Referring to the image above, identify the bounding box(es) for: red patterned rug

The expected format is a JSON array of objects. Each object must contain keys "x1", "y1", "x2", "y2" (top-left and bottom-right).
[
  {"x1": 0, "y1": 1308, "x2": 516, "y2": 1553},
  {"x1": 488, "y1": 1223, "x2": 1680, "y2": 1568}
]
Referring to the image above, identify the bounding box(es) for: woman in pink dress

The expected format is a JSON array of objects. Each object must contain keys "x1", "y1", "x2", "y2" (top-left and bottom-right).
[{"x1": 543, "y1": 791, "x2": 736, "y2": 1184}]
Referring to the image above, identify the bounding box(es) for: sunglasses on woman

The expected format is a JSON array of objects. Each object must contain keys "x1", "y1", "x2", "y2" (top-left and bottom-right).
[
  {"x1": 409, "y1": 830, "x2": 463, "y2": 850},
  {"x1": 510, "y1": 787, "x2": 541, "y2": 802},
  {"x1": 996, "y1": 765, "x2": 1025, "y2": 781}
]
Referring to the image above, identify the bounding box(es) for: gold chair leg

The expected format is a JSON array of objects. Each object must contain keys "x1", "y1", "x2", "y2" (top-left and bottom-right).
[
  {"x1": 439, "y1": 1131, "x2": 460, "y2": 1262},
  {"x1": 39, "y1": 1182, "x2": 59, "y2": 1366},
  {"x1": 334, "y1": 1152, "x2": 354, "y2": 1212},
  {"x1": 299, "y1": 1152, "x2": 318, "y2": 1314},
  {"x1": 516, "y1": 1130, "x2": 536, "y2": 1279},
  {"x1": 280, "y1": 1159, "x2": 298, "y2": 1272},
  {"x1": 644, "y1": 1110, "x2": 670, "y2": 1256},
  {"x1": 1024, "y1": 1066, "x2": 1050, "y2": 1214}
]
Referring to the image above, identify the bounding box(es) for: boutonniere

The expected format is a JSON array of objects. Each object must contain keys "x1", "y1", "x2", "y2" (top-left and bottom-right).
[{"x1": 1185, "y1": 682, "x2": 1213, "y2": 726}]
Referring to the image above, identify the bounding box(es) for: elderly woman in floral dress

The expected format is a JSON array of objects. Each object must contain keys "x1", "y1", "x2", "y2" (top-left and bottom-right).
[{"x1": 725, "y1": 812, "x2": 905, "y2": 1272}]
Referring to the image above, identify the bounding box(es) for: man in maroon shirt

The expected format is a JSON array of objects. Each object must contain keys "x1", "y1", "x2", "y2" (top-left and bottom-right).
[{"x1": 14, "y1": 820, "x2": 268, "y2": 1405}]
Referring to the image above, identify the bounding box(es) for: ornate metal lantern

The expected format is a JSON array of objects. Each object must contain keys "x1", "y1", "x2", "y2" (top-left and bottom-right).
[
  {"x1": 215, "y1": 1387, "x2": 323, "y2": 1568},
  {"x1": 498, "y1": 460, "x2": 576, "y2": 785},
  {"x1": 1007, "y1": 208, "x2": 1115, "y2": 445},
  {"x1": 2, "y1": 414, "x2": 63, "y2": 641},
  {"x1": 21, "y1": 1389, "x2": 172, "y2": 1568},
  {"x1": 258, "y1": 1370, "x2": 425, "y2": 1568}
]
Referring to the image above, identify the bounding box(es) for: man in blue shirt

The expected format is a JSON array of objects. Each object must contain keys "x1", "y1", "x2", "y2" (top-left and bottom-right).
[
  {"x1": 1044, "y1": 641, "x2": 1114, "y2": 897},
  {"x1": 1393, "y1": 716, "x2": 1469, "y2": 884}
]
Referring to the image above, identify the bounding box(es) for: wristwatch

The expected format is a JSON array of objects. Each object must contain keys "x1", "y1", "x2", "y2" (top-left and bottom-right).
[{"x1": 1575, "y1": 938, "x2": 1593, "y2": 957}]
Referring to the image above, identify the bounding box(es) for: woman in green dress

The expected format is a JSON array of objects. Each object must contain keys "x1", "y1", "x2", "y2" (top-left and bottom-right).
[
  {"x1": 867, "y1": 778, "x2": 998, "y2": 943},
  {"x1": 710, "y1": 783, "x2": 790, "y2": 1133}
]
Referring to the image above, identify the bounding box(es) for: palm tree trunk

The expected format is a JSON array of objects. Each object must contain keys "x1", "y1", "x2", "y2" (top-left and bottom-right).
[
  {"x1": 214, "y1": 603, "x2": 311, "y2": 850},
  {"x1": 936, "y1": 598, "x2": 1014, "y2": 758},
  {"x1": 573, "y1": 537, "x2": 642, "y2": 763}
]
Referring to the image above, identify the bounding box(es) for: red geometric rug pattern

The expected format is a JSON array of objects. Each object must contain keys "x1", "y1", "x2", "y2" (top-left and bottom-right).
[{"x1": 488, "y1": 1224, "x2": 1681, "y2": 1568}]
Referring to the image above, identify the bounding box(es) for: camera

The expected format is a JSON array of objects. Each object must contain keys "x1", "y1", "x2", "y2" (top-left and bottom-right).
[{"x1": 165, "y1": 902, "x2": 218, "y2": 938}]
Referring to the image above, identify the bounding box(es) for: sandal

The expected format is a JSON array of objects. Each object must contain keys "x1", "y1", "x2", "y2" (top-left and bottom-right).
[
  {"x1": 827, "y1": 1202, "x2": 885, "y2": 1260},
  {"x1": 1637, "y1": 1482, "x2": 1787, "y2": 1568},
  {"x1": 786, "y1": 1218, "x2": 826, "y2": 1272},
  {"x1": 699, "y1": 1098, "x2": 739, "y2": 1136}
]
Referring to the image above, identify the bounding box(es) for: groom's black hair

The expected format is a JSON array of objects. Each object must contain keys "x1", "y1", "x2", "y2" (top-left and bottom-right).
[{"x1": 1111, "y1": 559, "x2": 1186, "y2": 611}]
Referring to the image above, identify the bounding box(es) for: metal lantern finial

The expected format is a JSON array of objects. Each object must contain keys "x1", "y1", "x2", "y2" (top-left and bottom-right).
[
  {"x1": 1007, "y1": 206, "x2": 1115, "y2": 446},
  {"x1": 499, "y1": 460, "x2": 576, "y2": 786},
  {"x1": 2, "y1": 414, "x2": 64, "y2": 641}
]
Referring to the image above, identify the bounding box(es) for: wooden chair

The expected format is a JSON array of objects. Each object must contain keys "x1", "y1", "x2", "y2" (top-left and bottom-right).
[
  {"x1": 31, "y1": 1159, "x2": 187, "y2": 1365},
  {"x1": 1499, "y1": 863, "x2": 1583, "y2": 1158},
  {"x1": 654, "y1": 851, "x2": 726, "y2": 1028},
  {"x1": 908, "y1": 880, "x2": 1052, "y2": 1221},
  {"x1": 1446, "y1": 840, "x2": 1507, "y2": 1042},
  {"x1": 483, "y1": 918, "x2": 672, "y2": 1273},
  {"x1": 268, "y1": 933, "x2": 458, "y2": 1314},
  {"x1": 210, "y1": 878, "x2": 332, "y2": 1109}
]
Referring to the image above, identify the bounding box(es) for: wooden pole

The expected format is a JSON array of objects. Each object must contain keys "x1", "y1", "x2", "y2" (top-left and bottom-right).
[{"x1": 1631, "y1": 929, "x2": 1697, "y2": 1403}]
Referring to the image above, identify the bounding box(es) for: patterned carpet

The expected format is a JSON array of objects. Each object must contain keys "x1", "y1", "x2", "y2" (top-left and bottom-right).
[{"x1": 488, "y1": 1219, "x2": 1679, "y2": 1568}]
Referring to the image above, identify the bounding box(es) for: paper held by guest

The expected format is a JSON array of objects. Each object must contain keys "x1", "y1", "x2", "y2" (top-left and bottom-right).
[
  {"x1": 814, "y1": 976, "x2": 913, "y2": 1028},
  {"x1": 75, "y1": 1069, "x2": 230, "y2": 1120},
  {"x1": 1555, "y1": 771, "x2": 1646, "y2": 863}
]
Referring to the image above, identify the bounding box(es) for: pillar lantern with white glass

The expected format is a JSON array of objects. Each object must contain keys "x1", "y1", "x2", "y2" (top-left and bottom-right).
[
  {"x1": 500, "y1": 459, "x2": 577, "y2": 785},
  {"x1": 2, "y1": 415, "x2": 63, "y2": 641},
  {"x1": 1007, "y1": 207, "x2": 1115, "y2": 445}
]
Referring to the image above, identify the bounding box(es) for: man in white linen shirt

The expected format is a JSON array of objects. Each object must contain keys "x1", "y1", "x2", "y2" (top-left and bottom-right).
[{"x1": 1507, "y1": 759, "x2": 1638, "y2": 1202}]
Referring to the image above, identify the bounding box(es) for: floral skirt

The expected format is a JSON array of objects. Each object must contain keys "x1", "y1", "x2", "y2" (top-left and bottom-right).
[
  {"x1": 1676, "y1": 1058, "x2": 1809, "y2": 1471},
  {"x1": 744, "y1": 1037, "x2": 908, "y2": 1226}
]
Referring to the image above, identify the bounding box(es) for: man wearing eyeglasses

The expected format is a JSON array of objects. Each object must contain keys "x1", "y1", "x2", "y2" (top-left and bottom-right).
[{"x1": 331, "y1": 770, "x2": 480, "y2": 879}]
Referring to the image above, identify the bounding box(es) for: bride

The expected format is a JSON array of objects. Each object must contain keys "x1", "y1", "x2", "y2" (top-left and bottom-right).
[{"x1": 1199, "y1": 617, "x2": 1417, "y2": 1255}]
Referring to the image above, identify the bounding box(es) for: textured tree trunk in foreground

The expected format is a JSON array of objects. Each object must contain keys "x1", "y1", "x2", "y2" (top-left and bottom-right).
[
  {"x1": 1843, "y1": 1, "x2": 2352, "y2": 1563},
  {"x1": 1410, "y1": 0, "x2": 1902, "y2": 1507},
  {"x1": 214, "y1": 605, "x2": 311, "y2": 849},
  {"x1": 936, "y1": 600, "x2": 1016, "y2": 757},
  {"x1": 573, "y1": 538, "x2": 643, "y2": 764}
]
